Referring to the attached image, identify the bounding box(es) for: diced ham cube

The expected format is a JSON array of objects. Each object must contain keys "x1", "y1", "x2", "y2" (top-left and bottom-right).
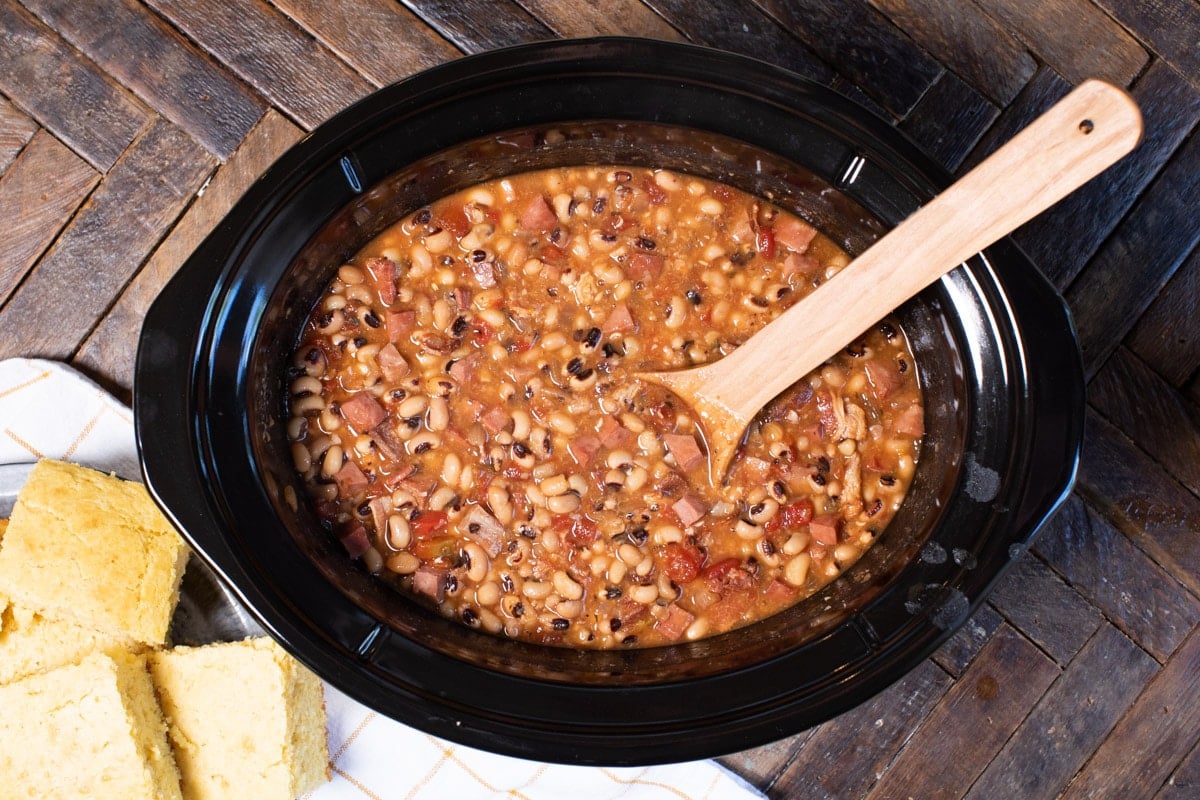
[
  {"x1": 810, "y1": 514, "x2": 841, "y2": 547},
  {"x1": 386, "y1": 309, "x2": 416, "y2": 343},
  {"x1": 568, "y1": 434, "x2": 602, "y2": 466},
  {"x1": 782, "y1": 252, "x2": 820, "y2": 278},
  {"x1": 775, "y1": 215, "x2": 817, "y2": 253},
  {"x1": 462, "y1": 505, "x2": 506, "y2": 557},
  {"x1": 368, "y1": 496, "x2": 390, "y2": 536},
  {"x1": 371, "y1": 422, "x2": 406, "y2": 461},
  {"x1": 601, "y1": 301, "x2": 636, "y2": 335},
  {"x1": 339, "y1": 525, "x2": 371, "y2": 559},
  {"x1": 519, "y1": 195, "x2": 557, "y2": 232},
  {"x1": 764, "y1": 579, "x2": 796, "y2": 604},
  {"x1": 413, "y1": 566, "x2": 448, "y2": 603},
  {"x1": 339, "y1": 392, "x2": 387, "y2": 432},
  {"x1": 377, "y1": 343, "x2": 410, "y2": 383},
  {"x1": 470, "y1": 259, "x2": 497, "y2": 288},
  {"x1": 618, "y1": 598, "x2": 650, "y2": 626},
  {"x1": 662, "y1": 432, "x2": 705, "y2": 473},
  {"x1": 654, "y1": 603, "x2": 695, "y2": 641},
  {"x1": 394, "y1": 472, "x2": 436, "y2": 499},
  {"x1": 597, "y1": 415, "x2": 632, "y2": 450},
  {"x1": 481, "y1": 406, "x2": 510, "y2": 435},
  {"x1": 365, "y1": 256, "x2": 397, "y2": 305},
  {"x1": 864, "y1": 358, "x2": 903, "y2": 400},
  {"x1": 672, "y1": 494, "x2": 709, "y2": 527},
  {"x1": 449, "y1": 353, "x2": 480, "y2": 385},
  {"x1": 895, "y1": 403, "x2": 924, "y2": 438},
  {"x1": 626, "y1": 252, "x2": 664, "y2": 281},
  {"x1": 334, "y1": 461, "x2": 369, "y2": 498}
]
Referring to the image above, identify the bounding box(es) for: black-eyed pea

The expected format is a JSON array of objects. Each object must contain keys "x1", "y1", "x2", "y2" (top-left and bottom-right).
[
  {"x1": 362, "y1": 547, "x2": 384, "y2": 574},
  {"x1": 291, "y1": 394, "x2": 325, "y2": 415},
  {"x1": 522, "y1": 580, "x2": 552, "y2": 600},
  {"x1": 397, "y1": 393, "x2": 429, "y2": 419},
  {"x1": 547, "y1": 492, "x2": 581, "y2": 514},
  {"x1": 630, "y1": 584, "x2": 659, "y2": 605},
  {"x1": 685, "y1": 617, "x2": 710, "y2": 640},
  {"x1": 735, "y1": 519, "x2": 762, "y2": 540},
  {"x1": 478, "y1": 607, "x2": 504, "y2": 634},
  {"x1": 553, "y1": 571, "x2": 584, "y2": 601},
  {"x1": 463, "y1": 543, "x2": 489, "y2": 582},
  {"x1": 747, "y1": 499, "x2": 779, "y2": 525},
  {"x1": 386, "y1": 551, "x2": 420, "y2": 575},
  {"x1": 608, "y1": 559, "x2": 628, "y2": 584},
  {"x1": 782, "y1": 531, "x2": 810, "y2": 556},
  {"x1": 320, "y1": 445, "x2": 344, "y2": 478},
  {"x1": 617, "y1": 543, "x2": 643, "y2": 565},
  {"x1": 428, "y1": 486, "x2": 457, "y2": 511},
  {"x1": 567, "y1": 474, "x2": 588, "y2": 496},
  {"x1": 386, "y1": 514, "x2": 411, "y2": 550},
  {"x1": 833, "y1": 543, "x2": 858, "y2": 565},
  {"x1": 405, "y1": 431, "x2": 441, "y2": 455},
  {"x1": 784, "y1": 553, "x2": 811, "y2": 586},
  {"x1": 337, "y1": 265, "x2": 366, "y2": 285},
  {"x1": 290, "y1": 443, "x2": 311, "y2": 473},
  {"x1": 625, "y1": 465, "x2": 649, "y2": 491}
]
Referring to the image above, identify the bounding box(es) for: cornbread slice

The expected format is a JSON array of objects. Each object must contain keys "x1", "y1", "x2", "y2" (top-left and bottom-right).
[
  {"x1": 0, "y1": 603, "x2": 130, "y2": 686},
  {"x1": 0, "y1": 650, "x2": 183, "y2": 799},
  {"x1": 149, "y1": 637, "x2": 330, "y2": 800},
  {"x1": 0, "y1": 459, "x2": 189, "y2": 646}
]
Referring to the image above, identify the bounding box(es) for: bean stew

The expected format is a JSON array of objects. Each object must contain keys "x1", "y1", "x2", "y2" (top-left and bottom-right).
[{"x1": 286, "y1": 166, "x2": 923, "y2": 648}]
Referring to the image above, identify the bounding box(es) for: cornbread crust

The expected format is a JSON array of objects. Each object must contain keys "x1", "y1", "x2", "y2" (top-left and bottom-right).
[
  {"x1": 0, "y1": 650, "x2": 183, "y2": 799},
  {"x1": 0, "y1": 460, "x2": 189, "y2": 646},
  {"x1": 0, "y1": 603, "x2": 130, "y2": 685},
  {"x1": 149, "y1": 637, "x2": 330, "y2": 800}
]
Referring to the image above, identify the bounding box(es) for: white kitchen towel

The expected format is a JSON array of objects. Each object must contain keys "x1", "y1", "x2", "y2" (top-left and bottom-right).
[{"x1": 0, "y1": 358, "x2": 765, "y2": 800}]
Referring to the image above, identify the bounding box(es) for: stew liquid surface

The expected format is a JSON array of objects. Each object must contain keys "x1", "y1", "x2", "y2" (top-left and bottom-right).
[{"x1": 287, "y1": 166, "x2": 922, "y2": 648}]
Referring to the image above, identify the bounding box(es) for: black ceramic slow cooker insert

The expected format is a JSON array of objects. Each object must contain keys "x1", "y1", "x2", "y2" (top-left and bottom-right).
[{"x1": 134, "y1": 38, "x2": 1083, "y2": 765}]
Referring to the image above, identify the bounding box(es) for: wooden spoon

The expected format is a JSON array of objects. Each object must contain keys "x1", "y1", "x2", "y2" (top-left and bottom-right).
[{"x1": 638, "y1": 79, "x2": 1143, "y2": 484}]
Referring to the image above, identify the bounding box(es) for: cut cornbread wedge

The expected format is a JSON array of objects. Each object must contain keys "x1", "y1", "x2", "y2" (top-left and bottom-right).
[
  {"x1": 0, "y1": 650, "x2": 183, "y2": 799},
  {"x1": 0, "y1": 459, "x2": 189, "y2": 647},
  {"x1": 149, "y1": 637, "x2": 330, "y2": 800},
  {"x1": 0, "y1": 602, "x2": 131, "y2": 686}
]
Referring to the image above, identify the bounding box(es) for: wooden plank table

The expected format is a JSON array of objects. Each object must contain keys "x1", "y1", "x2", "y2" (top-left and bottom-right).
[{"x1": 2, "y1": 1, "x2": 1198, "y2": 795}]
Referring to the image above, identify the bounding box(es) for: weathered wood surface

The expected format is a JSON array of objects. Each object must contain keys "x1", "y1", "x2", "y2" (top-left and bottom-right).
[{"x1": 2, "y1": 1, "x2": 1199, "y2": 796}]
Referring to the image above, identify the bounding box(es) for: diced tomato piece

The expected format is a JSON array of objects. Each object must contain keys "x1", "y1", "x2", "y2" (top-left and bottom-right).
[
  {"x1": 654, "y1": 603, "x2": 695, "y2": 641},
  {"x1": 411, "y1": 510, "x2": 449, "y2": 540},
  {"x1": 774, "y1": 215, "x2": 817, "y2": 253},
  {"x1": 702, "y1": 558, "x2": 753, "y2": 595},
  {"x1": 662, "y1": 433, "x2": 705, "y2": 473},
  {"x1": 519, "y1": 195, "x2": 557, "y2": 232},
  {"x1": 780, "y1": 499, "x2": 815, "y2": 529},
  {"x1": 661, "y1": 542, "x2": 704, "y2": 583},
  {"x1": 756, "y1": 226, "x2": 776, "y2": 259},
  {"x1": 810, "y1": 513, "x2": 841, "y2": 546},
  {"x1": 564, "y1": 516, "x2": 599, "y2": 548},
  {"x1": 431, "y1": 203, "x2": 470, "y2": 238},
  {"x1": 601, "y1": 301, "x2": 637, "y2": 335},
  {"x1": 642, "y1": 175, "x2": 668, "y2": 205}
]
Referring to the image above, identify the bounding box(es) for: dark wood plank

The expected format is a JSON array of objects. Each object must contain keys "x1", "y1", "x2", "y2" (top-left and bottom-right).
[
  {"x1": 0, "y1": 96, "x2": 38, "y2": 174},
  {"x1": 0, "y1": 0, "x2": 148, "y2": 171},
  {"x1": 1156, "y1": 739, "x2": 1200, "y2": 800},
  {"x1": 272, "y1": 0, "x2": 461, "y2": 88},
  {"x1": 1077, "y1": 410, "x2": 1200, "y2": 598},
  {"x1": 1093, "y1": 0, "x2": 1200, "y2": 89},
  {"x1": 719, "y1": 731, "x2": 814, "y2": 796},
  {"x1": 1065, "y1": 127, "x2": 1200, "y2": 378},
  {"x1": 961, "y1": 64, "x2": 1072, "y2": 172},
  {"x1": 641, "y1": 0, "x2": 837, "y2": 87},
  {"x1": 932, "y1": 602, "x2": 1004, "y2": 677},
  {"x1": 1125, "y1": 244, "x2": 1200, "y2": 387},
  {"x1": 868, "y1": 0, "x2": 1036, "y2": 105},
  {"x1": 1061, "y1": 629, "x2": 1200, "y2": 800},
  {"x1": 772, "y1": 659, "x2": 953, "y2": 799},
  {"x1": 751, "y1": 0, "x2": 943, "y2": 117},
  {"x1": 144, "y1": 0, "x2": 374, "y2": 130},
  {"x1": 1015, "y1": 59, "x2": 1200, "y2": 290},
  {"x1": 965, "y1": 624, "x2": 1159, "y2": 800},
  {"x1": 0, "y1": 130, "x2": 98, "y2": 301},
  {"x1": 865, "y1": 625, "x2": 1058, "y2": 800},
  {"x1": 19, "y1": 0, "x2": 266, "y2": 160},
  {"x1": 970, "y1": 0, "x2": 1148, "y2": 86},
  {"x1": 518, "y1": 0, "x2": 684, "y2": 39},
  {"x1": 1089, "y1": 347, "x2": 1200, "y2": 498},
  {"x1": 74, "y1": 110, "x2": 303, "y2": 396},
  {"x1": 899, "y1": 69, "x2": 1000, "y2": 171},
  {"x1": 0, "y1": 120, "x2": 214, "y2": 361},
  {"x1": 988, "y1": 550, "x2": 1102, "y2": 665},
  {"x1": 398, "y1": 0, "x2": 553, "y2": 54},
  {"x1": 1036, "y1": 494, "x2": 1200, "y2": 664}
]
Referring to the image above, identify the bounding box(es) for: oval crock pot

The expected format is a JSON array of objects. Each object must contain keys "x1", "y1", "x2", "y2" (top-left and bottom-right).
[{"x1": 134, "y1": 38, "x2": 1083, "y2": 765}]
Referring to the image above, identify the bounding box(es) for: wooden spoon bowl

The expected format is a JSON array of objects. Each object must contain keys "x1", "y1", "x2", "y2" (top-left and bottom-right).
[{"x1": 638, "y1": 79, "x2": 1143, "y2": 483}]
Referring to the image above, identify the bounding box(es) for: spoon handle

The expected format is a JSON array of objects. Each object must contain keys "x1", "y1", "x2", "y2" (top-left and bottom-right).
[{"x1": 681, "y1": 79, "x2": 1142, "y2": 424}]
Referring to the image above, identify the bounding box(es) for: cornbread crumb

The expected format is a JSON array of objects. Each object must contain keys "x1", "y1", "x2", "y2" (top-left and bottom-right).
[
  {"x1": 0, "y1": 459, "x2": 189, "y2": 646},
  {"x1": 0, "y1": 650, "x2": 183, "y2": 799},
  {"x1": 150, "y1": 637, "x2": 330, "y2": 800}
]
